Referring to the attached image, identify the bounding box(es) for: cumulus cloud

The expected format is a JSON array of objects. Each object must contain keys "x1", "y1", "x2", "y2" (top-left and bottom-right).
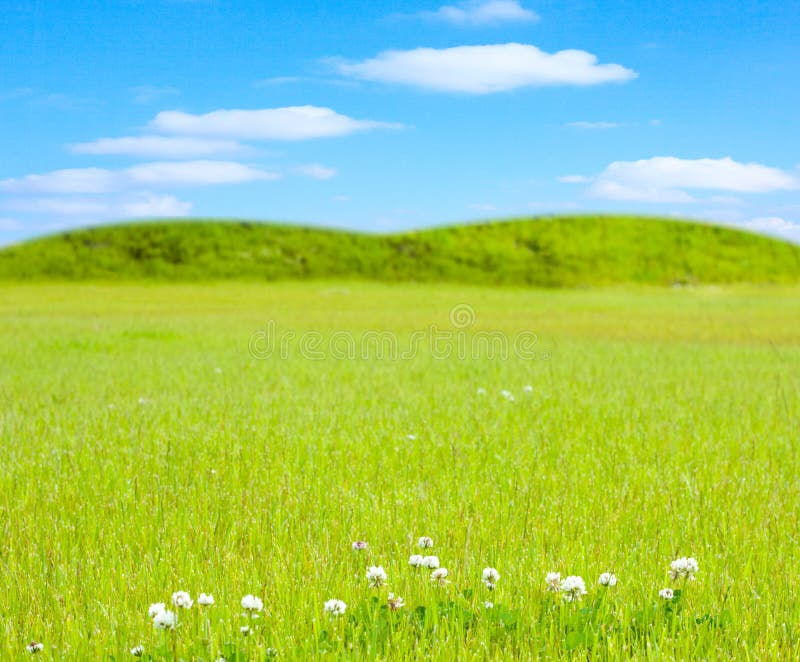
[
  {"x1": 0, "y1": 217, "x2": 22, "y2": 231},
  {"x1": 565, "y1": 121, "x2": 621, "y2": 129},
  {"x1": 68, "y1": 135, "x2": 251, "y2": 158},
  {"x1": 150, "y1": 106, "x2": 402, "y2": 140},
  {"x1": 293, "y1": 164, "x2": 338, "y2": 180},
  {"x1": 740, "y1": 216, "x2": 800, "y2": 242},
  {"x1": 4, "y1": 194, "x2": 192, "y2": 219},
  {"x1": 129, "y1": 85, "x2": 180, "y2": 104},
  {"x1": 335, "y1": 43, "x2": 637, "y2": 93},
  {"x1": 419, "y1": 1, "x2": 538, "y2": 25},
  {"x1": 0, "y1": 161, "x2": 278, "y2": 194},
  {"x1": 587, "y1": 156, "x2": 798, "y2": 202}
]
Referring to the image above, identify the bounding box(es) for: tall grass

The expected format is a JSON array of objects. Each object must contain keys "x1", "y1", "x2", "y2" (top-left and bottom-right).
[{"x1": 0, "y1": 282, "x2": 798, "y2": 659}]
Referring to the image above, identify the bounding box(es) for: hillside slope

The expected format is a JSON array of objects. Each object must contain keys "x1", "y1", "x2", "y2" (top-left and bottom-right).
[{"x1": 0, "y1": 216, "x2": 798, "y2": 285}]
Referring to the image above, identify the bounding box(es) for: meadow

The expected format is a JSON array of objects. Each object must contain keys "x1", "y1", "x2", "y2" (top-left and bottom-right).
[{"x1": 1, "y1": 282, "x2": 799, "y2": 660}]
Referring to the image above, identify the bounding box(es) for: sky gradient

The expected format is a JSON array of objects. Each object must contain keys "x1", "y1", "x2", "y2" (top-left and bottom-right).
[{"x1": 1, "y1": 0, "x2": 799, "y2": 244}]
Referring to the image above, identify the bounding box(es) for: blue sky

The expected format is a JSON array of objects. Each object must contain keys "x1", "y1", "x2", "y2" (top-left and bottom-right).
[{"x1": 1, "y1": 0, "x2": 799, "y2": 244}]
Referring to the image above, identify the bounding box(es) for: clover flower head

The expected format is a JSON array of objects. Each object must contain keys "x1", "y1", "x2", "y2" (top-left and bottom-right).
[{"x1": 559, "y1": 576, "x2": 587, "y2": 602}]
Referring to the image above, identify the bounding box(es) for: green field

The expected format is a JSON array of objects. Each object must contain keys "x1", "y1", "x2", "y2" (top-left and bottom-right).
[
  {"x1": 1, "y1": 282, "x2": 798, "y2": 660},
  {"x1": 2, "y1": 216, "x2": 799, "y2": 285}
]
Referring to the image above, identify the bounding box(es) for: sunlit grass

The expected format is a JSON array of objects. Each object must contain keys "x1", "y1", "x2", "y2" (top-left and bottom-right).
[{"x1": 0, "y1": 282, "x2": 798, "y2": 659}]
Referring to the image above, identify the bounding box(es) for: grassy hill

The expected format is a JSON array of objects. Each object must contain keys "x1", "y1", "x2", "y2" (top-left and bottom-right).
[{"x1": 0, "y1": 215, "x2": 798, "y2": 286}]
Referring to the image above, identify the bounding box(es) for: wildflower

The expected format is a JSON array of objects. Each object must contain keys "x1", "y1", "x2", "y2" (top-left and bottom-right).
[
  {"x1": 26, "y1": 642, "x2": 44, "y2": 654},
  {"x1": 431, "y1": 568, "x2": 450, "y2": 585},
  {"x1": 240, "y1": 626, "x2": 251, "y2": 636},
  {"x1": 669, "y1": 557, "x2": 699, "y2": 581},
  {"x1": 483, "y1": 601, "x2": 494, "y2": 609},
  {"x1": 659, "y1": 588, "x2": 674, "y2": 600},
  {"x1": 324, "y1": 599, "x2": 347, "y2": 616},
  {"x1": 407, "y1": 434, "x2": 417, "y2": 440},
  {"x1": 387, "y1": 593, "x2": 405, "y2": 611},
  {"x1": 418, "y1": 536, "x2": 434, "y2": 548},
  {"x1": 500, "y1": 389, "x2": 515, "y2": 401},
  {"x1": 409, "y1": 554, "x2": 424, "y2": 567},
  {"x1": 153, "y1": 610, "x2": 177, "y2": 629},
  {"x1": 131, "y1": 645, "x2": 144, "y2": 657},
  {"x1": 477, "y1": 387, "x2": 487, "y2": 395},
  {"x1": 545, "y1": 572, "x2": 561, "y2": 592},
  {"x1": 172, "y1": 591, "x2": 193, "y2": 609},
  {"x1": 559, "y1": 576, "x2": 587, "y2": 602},
  {"x1": 422, "y1": 555, "x2": 440, "y2": 569},
  {"x1": 198, "y1": 593, "x2": 215, "y2": 606},
  {"x1": 148, "y1": 602, "x2": 166, "y2": 618},
  {"x1": 523, "y1": 385, "x2": 533, "y2": 393},
  {"x1": 352, "y1": 540, "x2": 368, "y2": 550},
  {"x1": 598, "y1": 572, "x2": 618, "y2": 587},
  {"x1": 482, "y1": 567, "x2": 500, "y2": 590},
  {"x1": 241, "y1": 595, "x2": 264, "y2": 612},
  {"x1": 266, "y1": 648, "x2": 279, "y2": 657},
  {"x1": 367, "y1": 565, "x2": 388, "y2": 588}
]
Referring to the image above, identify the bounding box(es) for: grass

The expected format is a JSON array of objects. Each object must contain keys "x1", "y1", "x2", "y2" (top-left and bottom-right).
[
  {"x1": 0, "y1": 281, "x2": 798, "y2": 659},
  {"x1": 1, "y1": 215, "x2": 799, "y2": 285}
]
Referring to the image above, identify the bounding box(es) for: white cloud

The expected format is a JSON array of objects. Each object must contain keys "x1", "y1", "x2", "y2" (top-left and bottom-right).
[
  {"x1": 151, "y1": 106, "x2": 402, "y2": 140},
  {"x1": 740, "y1": 216, "x2": 800, "y2": 242},
  {"x1": 336, "y1": 43, "x2": 637, "y2": 93},
  {"x1": 293, "y1": 164, "x2": 337, "y2": 180},
  {"x1": 130, "y1": 85, "x2": 180, "y2": 104},
  {"x1": 68, "y1": 135, "x2": 251, "y2": 158},
  {"x1": 467, "y1": 203, "x2": 498, "y2": 211},
  {"x1": 332, "y1": 194, "x2": 350, "y2": 202},
  {"x1": 4, "y1": 194, "x2": 192, "y2": 219},
  {"x1": 0, "y1": 217, "x2": 22, "y2": 231},
  {"x1": 0, "y1": 168, "x2": 118, "y2": 194},
  {"x1": 126, "y1": 160, "x2": 277, "y2": 186},
  {"x1": 558, "y1": 174, "x2": 591, "y2": 184},
  {"x1": 587, "y1": 156, "x2": 798, "y2": 202},
  {"x1": 565, "y1": 121, "x2": 621, "y2": 129},
  {"x1": 0, "y1": 161, "x2": 278, "y2": 193},
  {"x1": 422, "y1": 1, "x2": 538, "y2": 25}
]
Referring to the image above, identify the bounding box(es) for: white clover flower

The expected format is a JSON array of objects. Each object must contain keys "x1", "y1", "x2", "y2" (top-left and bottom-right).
[
  {"x1": 148, "y1": 602, "x2": 166, "y2": 619},
  {"x1": 559, "y1": 576, "x2": 587, "y2": 602},
  {"x1": 240, "y1": 626, "x2": 251, "y2": 636},
  {"x1": 324, "y1": 599, "x2": 347, "y2": 616},
  {"x1": 545, "y1": 572, "x2": 561, "y2": 592},
  {"x1": 598, "y1": 572, "x2": 618, "y2": 587},
  {"x1": 409, "y1": 554, "x2": 424, "y2": 567},
  {"x1": 172, "y1": 591, "x2": 193, "y2": 609},
  {"x1": 198, "y1": 593, "x2": 215, "y2": 606},
  {"x1": 153, "y1": 610, "x2": 177, "y2": 630},
  {"x1": 26, "y1": 642, "x2": 44, "y2": 654},
  {"x1": 422, "y1": 555, "x2": 440, "y2": 569},
  {"x1": 500, "y1": 389, "x2": 515, "y2": 401},
  {"x1": 431, "y1": 568, "x2": 450, "y2": 585},
  {"x1": 352, "y1": 541, "x2": 368, "y2": 550},
  {"x1": 418, "y1": 536, "x2": 434, "y2": 548},
  {"x1": 483, "y1": 601, "x2": 494, "y2": 609},
  {"x1": 387, "y1": 593, "x2": 405, "y2": 611},
  {"x1": 131, "y1": 645, "x2": 144, "y2": 657},
  {"x1": 669, "y1": 557, "x2": 699, "y2": 581},
  {"x1": 367, "y1": 565, "x2": 388, "y2": 588},
  {"x1": 241, "y1": 595, "x2": 264, "y2": 612},
  {"x1": 477, "y1": 387, "x2": 487, "y2": 395},
  {"x1": 407, "y1": 434, "x2": 417, "y2": 440},
  {"x1": 659, "y1": 588, "x2": 674, "y2": 600},
  {"x1": 482, "y1": 567, "x2": 500, "y2": 590},
  {"x1": 523, "y1": 385, "x2": 533, "y2": 393}
]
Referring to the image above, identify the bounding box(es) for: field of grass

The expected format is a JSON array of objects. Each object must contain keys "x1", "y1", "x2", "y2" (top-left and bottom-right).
[
  {"x1": 1, "y1": 216, "x2": 799, "y2": 286},
  {"x1": 1, "y1": 282, "x2": 799, "y2": 660}
]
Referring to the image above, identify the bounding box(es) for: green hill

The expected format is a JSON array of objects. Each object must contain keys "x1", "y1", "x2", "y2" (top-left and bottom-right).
[{"x1": 0, "y1": 216, "x2": 798, "y2": 286}]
